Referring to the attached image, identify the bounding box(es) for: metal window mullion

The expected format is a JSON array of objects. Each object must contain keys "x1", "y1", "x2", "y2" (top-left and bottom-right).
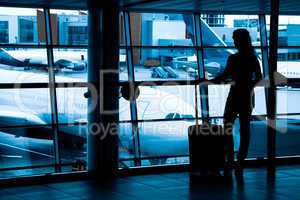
[
  {"x1": 195, "y1": 14, "x2": 209, "y2": 121},
  {"x1": 259, "y1": 14, "x2": 271, "y2": 127},
  {"x1": 44, "y1": 8, "x2": 61, "y2": 172},
  {"x1": 259, "y1": 14, "x2": 270, "y2": 78},
  {"x1": 124, "y1": 11, "x2": 141, "y2": 166}
]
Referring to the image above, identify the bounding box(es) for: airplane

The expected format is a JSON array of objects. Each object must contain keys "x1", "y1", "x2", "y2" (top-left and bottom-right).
[
  {"x1": 0, "y1": 48, "x2": 87, "y2": 72},
  {"x1": 1, "y1": 66, "x2": 299, "y2": 166},
  {"x1": 0, "y1": 69, "x2": 195, "y2": 165},
  {"x1": 0, "y1": 16, "x2": 300, "y2": 167}
]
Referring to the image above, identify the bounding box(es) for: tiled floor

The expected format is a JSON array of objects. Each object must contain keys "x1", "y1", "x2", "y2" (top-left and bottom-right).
[{"x1": 0, "y1": 166, "x2": 299, "y2": 200}]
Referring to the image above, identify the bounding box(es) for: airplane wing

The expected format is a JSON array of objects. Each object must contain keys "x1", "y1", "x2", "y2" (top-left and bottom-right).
[{"x1": 0, "y1": 106, "x2": 53, "y2": 139}]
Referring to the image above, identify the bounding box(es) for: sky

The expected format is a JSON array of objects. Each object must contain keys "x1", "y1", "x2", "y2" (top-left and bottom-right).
[
  {"x1": 225, "y1": 15, "x2": 300, "y2": 26},
  {"x1": 0, "y1": 8, "x2": 83, "y2": 16}
]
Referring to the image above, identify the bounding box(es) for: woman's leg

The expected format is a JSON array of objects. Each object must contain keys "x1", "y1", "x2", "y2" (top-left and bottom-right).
[
  {"x1": 237, "y1": 112, "x2": 251, "y2": 164},
  {"x1": 224, "y1": 109, "x2": 236, "y2": 165}
]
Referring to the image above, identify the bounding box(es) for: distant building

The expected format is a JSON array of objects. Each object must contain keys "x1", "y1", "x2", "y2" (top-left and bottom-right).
[
  {"x1": 0, "y1": 20, "x2": 8, "y2": 43},
  {"x1": 234, "y1": 18, "x2": 259, "y2": 28},
  {"x1": 286, "y1": 24, "x2": 300, "y2": 46},
  {"x1": 140, "y1": 13, "x2": 193, "y2": 64},
  {"x1": 201, "y1": 14, "x2": 225, "y2": 27},
  {"x1": 57, "y1": 14, "x2": 87, "y2": 45},
  {"x1": 211, "y1": 27, "x2": 259, "y2": 46},
  {"x1": 278, "y1": 24, "x2": 300, "y2": 61},
  {"x1": 18, "y1": 16, "x2": 38, "y2": 43},
  {"x1": 0, "y1": 13, "x2": 87, "y2": 44}
]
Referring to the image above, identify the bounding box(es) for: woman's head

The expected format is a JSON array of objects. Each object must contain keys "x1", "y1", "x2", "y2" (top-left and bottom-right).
[{"x1": 232, "y1": 29, "x2": 254, "y2": 54}]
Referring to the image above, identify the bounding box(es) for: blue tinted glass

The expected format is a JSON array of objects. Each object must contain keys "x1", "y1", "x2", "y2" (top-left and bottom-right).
[
  {"x1": 59, "y1": 124, "x2": 87, "y2": 170},
  {"x1": 136, "y1": 86, "x2": 196, "y2": 120},
  {"x1": 50, "y1": 9, "x2": 88, "y2": 45},
  {"x1": 130, "y1": 13, "x2": 195, "y2": 46},
  {"x1": 277, "y1": 48, "x2": 300, "y2": 79},
  {"x1": 138, "y1": 120, "x2": 194, "y2": 159},
  {"x1": 133, "y1": 48, "x2": 198, "y2": 81},
  {"x1": 0, "y1": 48, "x2": 48, "y2": 83},
  {"x1": 201, "y1": 15, "x2": 260, "y2": 47},
  {"x1": 0, "y1": 7, "x2": 46, "y2": 44},
  {"x1": 0, "y1": 88, "x2": 52, "y2": 127},
  {"x1": 56, "y1": 87, "x2": 87, "y2": 124},
  {"x1": 53, "y1": 48, "x2": 87, "y2": 82},
  {"x1": 0, "y1": 126, "x2": 54, "y2": 171}
]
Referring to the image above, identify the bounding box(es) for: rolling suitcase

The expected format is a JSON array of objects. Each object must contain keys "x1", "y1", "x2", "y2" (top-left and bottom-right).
[{"x1": 188, "y1": 123, "x2": 227, "y2": 177}]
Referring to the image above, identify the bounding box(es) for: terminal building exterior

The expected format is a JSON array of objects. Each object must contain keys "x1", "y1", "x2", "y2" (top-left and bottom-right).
[{"x1": 0, "y1": 11, "x2": 87, "y2": 44}]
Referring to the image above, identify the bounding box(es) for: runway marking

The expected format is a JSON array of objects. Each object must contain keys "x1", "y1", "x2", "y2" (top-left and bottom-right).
[{"x1": 0, "y1": 142, "x2": 54, "y2": 158}]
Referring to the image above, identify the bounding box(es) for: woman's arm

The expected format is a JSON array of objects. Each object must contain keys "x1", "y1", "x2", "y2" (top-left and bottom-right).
[
  {"x1": 253, "y1": 56, "x2": 263, "y2": 84},
  {"x1": 211, "y1": 55, "x2": 233, "y2": 84}
]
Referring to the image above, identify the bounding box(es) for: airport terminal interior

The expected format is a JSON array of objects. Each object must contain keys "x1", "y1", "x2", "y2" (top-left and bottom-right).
[{"x1": 0, "y1": 0, "x2": 299, "y2": 199}]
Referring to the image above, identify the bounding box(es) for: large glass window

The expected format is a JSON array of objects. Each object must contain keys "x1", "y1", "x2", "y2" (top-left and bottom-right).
[
  {"x1": 138, "y1": 120, "x2": 192, "y2": 165},
  {"x1": 136, "y1": 85, "x2": 196, "y2": 120},
  {"x1": 0, "y1": 8, "x2": 88, "y2": 179},
  {"x1": 276, "y1": 86, "x2": 300, "y2": 157},
  {"x1": 273, "y1": 16, "x2": 300, "y2": 157},
  {"x1": 49, "y1": 9, "x2": 88, "y2": 174},
  {"x1": 133, "y1": 48, "x2": 198, "y2": 81},
  {"x1": 0, "y1": 88, "x2": 53, "y2": 177},
  {"x1": 0, "y1": 7, "x2": 298, "y2": 177},
  {"x1": 119, "y1": 12, "x2": 199, "y2": 167},
  {"x1": 119, "y1": 12, "x2": 272, "y2": 168},
  {"x1": 208, "y1": 86, "x2": 267, "y2": 117},
  {"x1": 130, "y1": 13, "x2": 195, "y2": 46},
  {"x1": 56, "y1": 87, "x2": 87, "y2": 124},
  {"x1": 201, "y1": 15, "x2": 260, "y2": 47}
]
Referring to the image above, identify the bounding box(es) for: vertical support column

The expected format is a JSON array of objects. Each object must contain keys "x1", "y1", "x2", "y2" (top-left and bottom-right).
[
  {"x1": 44, "y1": 8, "x2": 61, "y2": 172},
  {"x1": 87, "y1": 0, "x2": 119, "y2": 178},
  {"x1": 267, "y1": 0, "x2": 279, "y2": 167}
]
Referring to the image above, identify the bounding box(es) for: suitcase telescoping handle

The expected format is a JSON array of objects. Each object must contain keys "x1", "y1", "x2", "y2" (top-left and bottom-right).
[{"x1": 194, "y1": 84, "x2": 200, "y2": 126}]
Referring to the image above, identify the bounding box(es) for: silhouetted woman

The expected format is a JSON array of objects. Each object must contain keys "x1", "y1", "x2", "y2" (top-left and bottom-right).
[{"x1": 213, "y1": 29, "x2": 262, "y2": 171}]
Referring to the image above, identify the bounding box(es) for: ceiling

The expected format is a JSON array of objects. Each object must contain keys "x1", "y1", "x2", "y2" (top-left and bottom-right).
[{"x1": 0, "y1": 0, "x2": 299, "y2": 14}]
